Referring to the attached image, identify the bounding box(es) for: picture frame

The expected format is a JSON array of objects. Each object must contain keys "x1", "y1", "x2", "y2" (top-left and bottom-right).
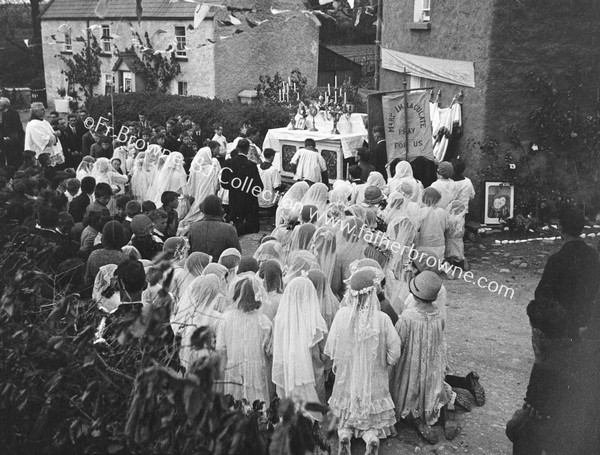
[
  {"x1": 484, "y1": 182, "x2": 514, "y2": 224},
  {"x1": 296, "y1": 118, "x2": 306, "y2": 130}
]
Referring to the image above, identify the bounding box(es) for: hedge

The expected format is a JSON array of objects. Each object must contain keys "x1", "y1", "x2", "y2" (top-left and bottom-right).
[{"x1": 86, "y1": 93, "x2": 291, "y2": 147}]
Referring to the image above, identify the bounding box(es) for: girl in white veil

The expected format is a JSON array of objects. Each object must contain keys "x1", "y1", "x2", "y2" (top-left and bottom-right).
[
  {"x1": 216, "y1": 274, "x2": 272, "y2": 403},
  {"x1": 325, "y1": 267, "x2": 401, "y2": 455},
  {"x1": 301, "y1": 182, "x2": 328, "y2": 214},
  {"x1": 384, "y1": 216, "x2": 418, "y2": 313},
  {"x1": 152, "y1": 151, "x2": 188, "y2": 207},
  {"x1": 170, "y1": 274, "x2": 225, "y2": 370},
  {"x1": 272, "y1": 277, "x2": 328, "y2": 410},
  {"x1": 388, "y1": 161, "x2": 423, "y2": 202},
  {"x1": 275, "y1": 181, "x2": 309, "y2": 226},
  {"x1": 76, "y1": 156, "x2": 95, "y2": 181},
  {"x1": 366, "y1": 171, "x2": 390, "y2": 197},
  {"x1": 179, "y1": 147, "x2": 220, "y2": 231},
  {"x1": 130, "y1": 152, "x2": 147, "y2": 200},
  {"x1": 309, "y1": 226, "x2": 337, "y2": 286}
]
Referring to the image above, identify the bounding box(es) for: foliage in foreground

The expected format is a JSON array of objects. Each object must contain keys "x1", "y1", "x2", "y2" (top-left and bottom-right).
[{"x1": 0, "y1": 218, "x2": 333, "y2": 455}]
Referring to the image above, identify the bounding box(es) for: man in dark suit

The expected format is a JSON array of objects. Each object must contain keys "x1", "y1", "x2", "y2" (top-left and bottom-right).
[
  {"x1": 63, "y1": 114, "x2": 83, "y2": 168},
  {"x1": 68, "y1": 176, "x2": 96, "y2": 223},
  {"x1": 371, "y1": 125, "x2": 388, "y2": 182},
  {"x1": 0, "y1": 97, "x2": 25, "y2": 168},
  {"x1": 221, "y1": 139, "x2": 264, "y2": 235}
]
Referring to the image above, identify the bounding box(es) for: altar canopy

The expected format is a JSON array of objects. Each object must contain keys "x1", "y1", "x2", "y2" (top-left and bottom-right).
[{"x1": 381, "y1": 48, "x2": 476, "y2": 88}]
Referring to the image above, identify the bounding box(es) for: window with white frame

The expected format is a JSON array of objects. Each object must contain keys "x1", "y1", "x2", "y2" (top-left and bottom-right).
[
  {"x1": 414, "y1": 0, "x2": 431, "y2": 22},
  {"x1": 101, "y1": 25, "x2": 111, "y2": 53},
  {"x1": 178, "y1": 81, "x2": 188, "y2": 96},
  {"x1": 175, "y1": 26, "x2": 187, "y2": 58},
  {"x1": 410, "y1": 75, "x2": 424, "y2": 89},
  {"x1": 63, "y1": 32, "x2": 72, "y2": 53}
]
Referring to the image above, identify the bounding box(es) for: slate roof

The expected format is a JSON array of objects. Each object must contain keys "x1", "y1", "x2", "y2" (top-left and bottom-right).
[
  {"x1": 40, "y1": 0, "x2": 217, "y2": 20},
  {"x1": 322, "y1": 44, "x2": 377, "y2": 62}
]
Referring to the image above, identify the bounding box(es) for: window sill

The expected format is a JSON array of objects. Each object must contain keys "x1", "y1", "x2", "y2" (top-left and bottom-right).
[
  {"x1": 175, "y1": 56, "x2": 188, "y2": 62},
  {"x1": 409, "y1": 22, "x2": 431, "y2": 31},
  {"x1": 60, "y1": 50, "x2": 73, "y2": 55},
  {"x1": 100, "y1": 52, "x2": 112, "y2": 57}
]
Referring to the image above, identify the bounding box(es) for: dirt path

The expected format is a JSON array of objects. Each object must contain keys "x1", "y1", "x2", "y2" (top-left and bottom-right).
[{"x1": 241, "y1": 226, "x2": 562, "y2": 455}]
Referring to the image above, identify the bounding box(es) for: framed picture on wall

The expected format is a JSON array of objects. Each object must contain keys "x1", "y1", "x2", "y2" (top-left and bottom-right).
[{"x1": 484, "y1": 182, "x2": 515, "y2": 224}]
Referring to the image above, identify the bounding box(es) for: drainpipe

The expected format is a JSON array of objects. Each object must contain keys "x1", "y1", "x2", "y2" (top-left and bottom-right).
[{"x1": 374, "y1": 0, "x2": 383, "y2": 90}]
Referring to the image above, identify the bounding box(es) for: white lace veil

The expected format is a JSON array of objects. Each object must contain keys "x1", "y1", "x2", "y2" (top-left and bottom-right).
[
  {"x1": 272, "y1": 277, "x2": 327, "y2": 396},
  {"x1": 309, "y1": 226, "x2": 337, "y2": 285}
]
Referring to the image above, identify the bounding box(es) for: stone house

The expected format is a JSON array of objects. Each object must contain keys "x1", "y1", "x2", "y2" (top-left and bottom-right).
[
  {"x1": 40, "y1": 0, "x2": 319, "y2": 106},
  {"x1": 381, "y1": 0, "x2": 600, "y2": 217}
]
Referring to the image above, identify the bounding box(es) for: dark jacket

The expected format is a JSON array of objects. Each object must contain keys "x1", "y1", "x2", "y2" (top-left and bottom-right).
[
  {"x1": 82, "y1": 131, "x2": 95, "y2": 156},
  {"x1": 221, "y1": 153, "x2": 264, "y2": 234},
  {"x1": 187, "y1": 215, "x2": 241, "y2": 261},
  {"x1": 535, "y1": 239, "x2": 600, "y2": 338},
  {"x1": 515, "y1": 340, "x2": 600, "y2": 455},
  {"x1": 372, "y1": 139, "x2": 388, "y2": 182},
  {"x1": 68, "y1": 193, "x2": 92, "y2": 223}
]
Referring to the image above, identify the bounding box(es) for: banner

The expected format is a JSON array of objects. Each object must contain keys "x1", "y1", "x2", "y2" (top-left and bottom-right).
[
  {"x1": 382, "y1": 90, "x2": 433, "y2": 162},
  {"x1": 381, "y1": 48, "x2": 475, "y2": 88}
]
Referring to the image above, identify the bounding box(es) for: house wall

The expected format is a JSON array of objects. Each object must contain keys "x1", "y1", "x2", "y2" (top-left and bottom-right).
[
  {"x1": 214, "y1": 14, "x2": 319, "y2": 101},
  {"x1": 380, "y1": 0, "x2": 494, "y2": 175},
  {"x1": 41, "y1": 18, "x2": 215, "y2": 107}
]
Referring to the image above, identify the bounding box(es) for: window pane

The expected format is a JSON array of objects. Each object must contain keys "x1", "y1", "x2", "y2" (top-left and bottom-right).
[{"x1": 175, "y1": 26, "x2": 186, "y2": 57}]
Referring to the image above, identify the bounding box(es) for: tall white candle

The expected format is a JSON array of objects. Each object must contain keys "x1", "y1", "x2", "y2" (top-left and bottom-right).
[
  {"x1": 328, "y1": 83, "x2": 331, "y2": 95},
  {"x1": 344, "y1": 91, "x2": 347, "y2": 105},
  {"x1": 335, "y1": 75, "x2": 338, "y2": 88},
  {"x1": 334, "y1": 90, "x2": 337, "y2": 103}
]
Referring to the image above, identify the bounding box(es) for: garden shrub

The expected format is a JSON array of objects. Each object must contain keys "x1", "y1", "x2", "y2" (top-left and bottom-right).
[{"x1": 86, "y1": 93, "x2": 290, "y2": 147}]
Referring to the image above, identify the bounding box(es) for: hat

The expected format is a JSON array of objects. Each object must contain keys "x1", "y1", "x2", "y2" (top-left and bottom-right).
[
  {"x1": 363, "y1": 186, "x2": 384, "y2": 205},
  {"x1": 201, "y1": 194, "x2": 224, "y2": 217},
  {"x1": 409, "y1": 271, "x2": 442, "y2": 301},
  {"x1": 130, "y1": 214, "x2": 154, "y2": 237},
  {"x1": 437, "y1": 161, "x2": 454, "y2": 179}
]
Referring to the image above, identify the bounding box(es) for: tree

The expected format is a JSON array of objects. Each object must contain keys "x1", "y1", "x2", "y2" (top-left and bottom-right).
[{"x1": 57, "y1": 35, "x2": 102, "y2": 101}]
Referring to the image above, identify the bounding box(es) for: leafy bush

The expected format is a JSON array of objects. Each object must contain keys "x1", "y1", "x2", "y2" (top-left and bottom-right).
[
  {"x1": 86, "y1": 93, "x2": 290, "y2": 147},
  {"x1": 0, "y1": 217, "x2": 333, "y2": 455}
]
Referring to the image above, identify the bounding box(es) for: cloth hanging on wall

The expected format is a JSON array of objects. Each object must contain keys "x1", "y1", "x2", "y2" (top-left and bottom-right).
[
  {"x1": 430, "y1": 102, "x2": 462, "y2": 162},
  {"x1": 381, "y1": 48, "x2": 476, "y2": 88}
]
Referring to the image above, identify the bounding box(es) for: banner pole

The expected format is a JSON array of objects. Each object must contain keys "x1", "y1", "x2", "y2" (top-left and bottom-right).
[{"x1": 403, "y1": 68, "x2": 410, "y2": 161}]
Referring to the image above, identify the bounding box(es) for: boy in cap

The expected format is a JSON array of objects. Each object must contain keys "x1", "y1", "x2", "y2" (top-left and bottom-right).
[{"x1": 130, "y1": 214, "x2": 163, "y2": 260}]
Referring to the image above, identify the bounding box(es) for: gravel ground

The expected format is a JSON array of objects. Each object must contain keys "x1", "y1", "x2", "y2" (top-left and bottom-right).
[{"x1": 240, "y1": 217, "x2": 575, "y2": 455}]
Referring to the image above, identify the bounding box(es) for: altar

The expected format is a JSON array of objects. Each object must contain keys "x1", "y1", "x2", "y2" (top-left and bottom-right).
[{"x1": 262, "y1": 112, "x2": 368, "y2": 182}]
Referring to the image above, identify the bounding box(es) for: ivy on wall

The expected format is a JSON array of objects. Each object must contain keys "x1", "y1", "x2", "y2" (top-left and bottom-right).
[{"x1": 127, "y1": 32, "x2": 181, "y2": 93}]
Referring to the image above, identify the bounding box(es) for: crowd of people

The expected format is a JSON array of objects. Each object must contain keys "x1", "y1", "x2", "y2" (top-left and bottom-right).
[{"x1": 4, "y1": 99, "x2": 598, "y2": 454}]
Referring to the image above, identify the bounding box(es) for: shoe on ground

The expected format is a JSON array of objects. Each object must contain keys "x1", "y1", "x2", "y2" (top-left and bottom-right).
[
  {"x1": 467, "y1": 371, "x2": 486, "y2": 406},
  {"x1": 415, "y1": 421, "x2": 438, "y2": 445},
  {"x1": 454, "y1": 390, "x2": 472, "y2": 412},
  {"x1": 442, "y1": 406, "x2": 459, "y2": 440},
  {"x1": 363, "y1": 433, "x2": 379, "y2": 455}
]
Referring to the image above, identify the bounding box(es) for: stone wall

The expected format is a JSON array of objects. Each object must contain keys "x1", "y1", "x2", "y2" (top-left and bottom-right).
[{"x1": 214, "y1": 14, "x2": 319, "y2": 101}]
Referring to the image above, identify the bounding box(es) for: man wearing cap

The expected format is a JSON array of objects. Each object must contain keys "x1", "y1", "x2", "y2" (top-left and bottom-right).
[
  {"x1": 187, "y1": 194, "x2": 241, "y2": 261},
  {"x1": 362, "y1": 186, "x2": 385, "y2": 211},
  {"x1": 24, "y1": 102, "x2": 64, "y2": 166},
  {"x1": 130, "y1": 214, "x2": 163, "y2": 260},
  {"x1": 430, "y1": 161, "x2": 458, "y2": 210}
]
